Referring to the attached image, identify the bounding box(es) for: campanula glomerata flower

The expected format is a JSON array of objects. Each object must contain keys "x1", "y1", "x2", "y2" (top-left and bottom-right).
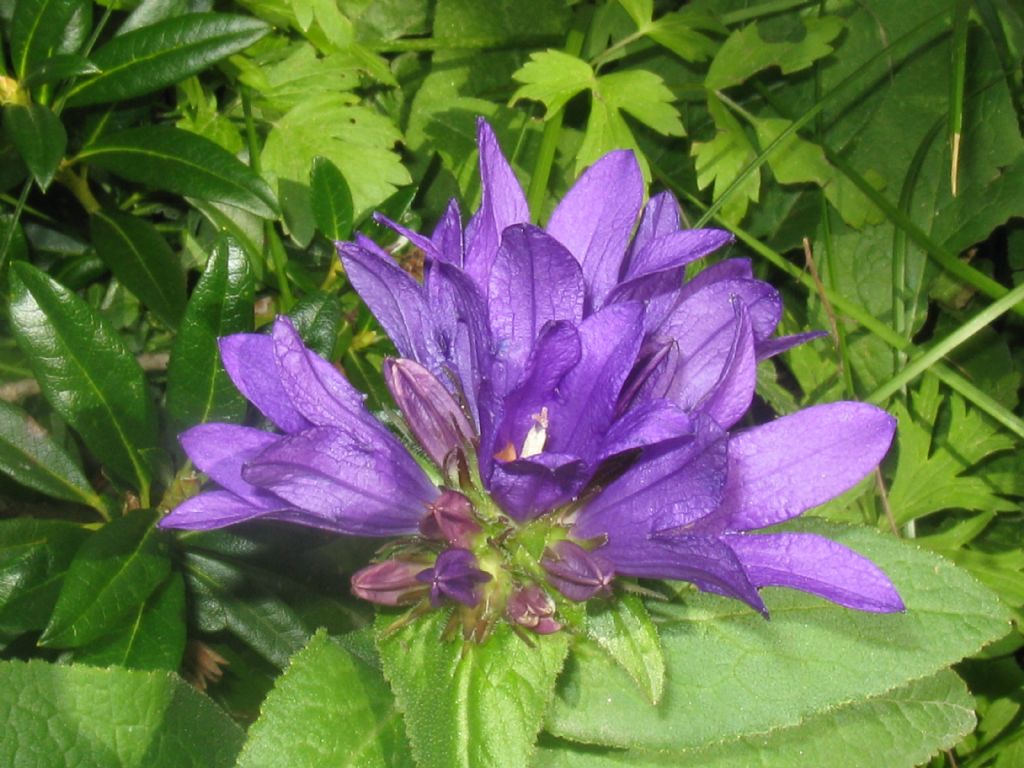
[{"x1": 160, "y1": 118, "x2": 903, "y2": 636}]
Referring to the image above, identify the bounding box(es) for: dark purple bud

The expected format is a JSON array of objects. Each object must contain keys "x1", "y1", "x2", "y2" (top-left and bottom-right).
[
  {"x1": 420, "y1": 490, "x2": 481, "y2": 547},
  {"x1": 542, "y1": 540, "x2": 615, "y2": 602},
  {"x1": 416, "y1": 547, "x2": 492, "y2": 607},
  {"x1": 506, "y1": 585, "x2": 561, "y2": 634},
  {"x1": 384, "y1": 358, "x2": 475, "y2": 468},
  {"x1": 351, "y1": 559, "x2": 429, "y2": 606}
]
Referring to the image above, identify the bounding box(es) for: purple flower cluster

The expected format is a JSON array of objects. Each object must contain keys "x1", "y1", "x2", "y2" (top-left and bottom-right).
[{"x1": 161, "y1": 119, "x2": 902, "y2": 631}]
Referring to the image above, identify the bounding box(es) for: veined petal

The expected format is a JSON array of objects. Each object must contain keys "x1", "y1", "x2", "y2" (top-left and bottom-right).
[
  {"x1": 723, "y1": 532, "x2": 905, "y2": 612},
  {"x1": 598, "y1": 399, "x2": 692, "y2": 461},
  {"x1": 464, "y1": 119, "x2": 529, "y2": 291},
  {"x1": 338, "y1": 236, "x2": 441, "y2": 369},
  {"x1": 219, "y1": 333, "x2": 310, "y2": 433},
  {"x1": 547, "y1": 150, "x2": 644, "y2": 308},
  {"x1": 717, "y1": 402, "x2": 897, "y2": 532},
  {"x1": 373, "y1": 212, "x2": 444, "y2": 263},
  {"x1": 488, "y1": 224, "x2": 585, "y2": 387},
  {"x1": 243, "y1": 426, "x2": 438, "y2": 537},
  {"x1": 430, "y1": 198, "x2": 464, "y2": 266},
  {"x1": 158, "y1": 490, "x2": 282, "y2": 530},
  {"x1": 622, "y1": 229, "x2": 733, "y2": 283},
  {"x1": 490, "y1": 452, "x2": 588, "y2": 522},
  {"x1": 696, "y1": 302, "x2": 756, "y2": 429},
  {"x1": 663, "y1": 277, "x2": 782, "y2": 344},
  {"x1": 628, "y1": 191, "x2": 681, "y2": 256},
  {"x1": 756, "y1": 330, "x2": 828, "y2": 361},
  {"x1": 180, "y1": 423, "x2": 280, "y2": 505}
]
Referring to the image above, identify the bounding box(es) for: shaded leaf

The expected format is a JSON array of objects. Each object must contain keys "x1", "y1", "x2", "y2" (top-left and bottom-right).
[
  {"x1": 691, "y1": 93, "x2": 761, "y2": 224},
  {"x1": 310, "y1": 155, "x2": 354, "y2": 241},
  {"x1": 21, "y1": 53, "x2": 99, "y2": 88},
  {"x1": 10, "y1": 0, "x2": 87, "y2": 78},
  {"x1": 2, "y1": 101, "x2": 66, "y2": 190},
  {"x1": 289, "y1": 291, "x2": 343, "y2": 358}
]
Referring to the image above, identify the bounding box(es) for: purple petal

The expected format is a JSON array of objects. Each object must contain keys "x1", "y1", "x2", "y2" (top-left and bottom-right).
[
  {"x1": 622, "y1": 229, "x2": 733, "y2": 283},
  {"x1": 547, "y1": 150, "x2": 644, "y2": 308},
  {"x1": 420, "y1": 490, "x2": 481, "y2": 547},
  {"x1": 542, "y1": 540, "x2": 615, "y2": 601},
  {"x1": 338, "y1": 237, "x2": 442, "y2": 369},
  {"x1": 490, "y1": 452, "x2": 589, "y2": 521},
  {"x1": 723, "y1": 533, "x2": 904, "y2": 612},
  {"x1": 373, "y1": 212, "x2": 444, "y2": 263},
  {"x1": 679, "y1": 258, "x2": 753, "y2": 295},
  {"x1": 716, "y1": 402, "x2": 897, "y2": 532},
  {"x1": 756, "y1": 330, "x2": 829, "y2": 361},
  {"x1": 697, "y1": 303, "x2": 756, "y2": 429},
  {"x1": 351, "y1": 559, "x2": 430, "y2": 606},
  {"x1": 417, "y1": 547, "x2": 492, "y2": 607},
  {"x1": 663, "y1": 277, "x2": 782, "y2": 344},
  {"x1": 430, "y1": 198, "x2": 464, "y2": 266},
  {"x1": 628, "y1": 191, "x2": 681, "y2": 256},
  {"x1": 488, "y1": 224, "x2": 585, "y2": 388},
  {"x1": 384, "y1": 358, "x2": 475, "y2": 468},
  {"x1": 547, "y1": 302, "x2": 645, "y2": 460},
  {"x1": 598, "y1": 399, "x2": 692, "y2": 461},
  {"x1": 242, "y1": 426, "x2": 438, "y2": 537},
  {"x1": 219, "y1": 334, "x2": 310, "y2": 433},
  {"x1": 180, "y1": 423, "x2": 281, "y2": 506},
  {"x1": 574, "y1": 417, "x2": 728, "y2": 540},
  {"x1": 159, "y1": 490, "x2": 281, "y2": 530},
  {"x1": 464, "y1": 119, "x2": 529, "y2": 291}
]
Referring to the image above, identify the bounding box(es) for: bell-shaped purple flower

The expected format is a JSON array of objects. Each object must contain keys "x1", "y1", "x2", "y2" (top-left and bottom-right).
[
  {"x1": 541, "y1": 540, "x2": 615, "y2": 602},
  {"x1": 351, "y1": 559, "x2": 430, "y2": 606},
  {"x1": 416, "y1": 548, "x2": 492, "y2": 607}
]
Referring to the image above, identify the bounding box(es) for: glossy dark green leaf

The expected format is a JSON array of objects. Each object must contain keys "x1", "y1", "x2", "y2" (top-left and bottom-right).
[
  {"x1": 0, "y1": 399, "x2": 101, "y2": 508},
  {"x1": 118, "y1": 0, "x2": 189, "y2": 35},
  {"x1": 0, "y1": 212, "x2": 29, "y2": 263},
  {"x1": 0, "y1": 658, "x2": 244, "y2": 767},
  {"x1": 77, "y1": 127, "x2": 279, "y2": 218},
  {"x1": 64, "y1": 14, "x2": 269, "y2": 107},
  {"x1": 75, "y1": 572, "x2": 186, "y2": 671},
  {"x1": 310, "y1": 155, "x2": 354, "y2": 241},
  {"x1": 237, "y1": 630, "x2": 414, "y2": 768},
  {"x1": 41, "y1": 509, "x2": 170, "y2": 648},
  {"x1": 2, "y1": 101, "x2": 66, "y2": 190},
  {"x1": 9, "y1": 0, "x2": 88, "y2": 78},
  {"x1": 377, "y1": 611, "x2": 570, "y2": 768},
  {"x1": 22, "y1": 53, "x2": 99, "y2": 88},
  {"x1": 289, "y1": 292, "x2": 343, "y2": 358},
  {"x1": 90, "y1": 208, "x2": 186, "y2": 328},
  {"x1": 166, "y1": 237, "x2": 253, "y2": 427},
  {"x1": 9, "y1": 262, "x2": 158, "y2": 491},
  {"x1": 0, "y1": 518, "x2": 89, "y2": 636}
]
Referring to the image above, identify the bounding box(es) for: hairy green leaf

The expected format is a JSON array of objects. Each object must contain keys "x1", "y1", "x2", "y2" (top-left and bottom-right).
[
  {"x1": 166, "y1": 237, "x2": 253, "y2": 427},
  {"x1": 0, "y1": 658, "x2": 244, "y2": 767},
  {"x1": 90, "y1": 209, "x2": 187, "y2": 328},
  {"x1": 584, "y1": 595, "x2": 664, "y2": 705},
  {"x1": 41, "y1": 509, "x2": 170, "y2": 648},
  {"x1": 238, "y1": 630, "x2": 413, "y2": 767},
  {"x1": 378, "y1": 611, "x2": 569, "y2": 768},
  {"x1": 78, "y1": 127, "x2": 279, "y2": 218},
  {"x1": 9, "y1": 262, "x2": 158, "y2": 492},
  {"x1": 64, "y1": 14, "x2": 269, "y2": 107}
]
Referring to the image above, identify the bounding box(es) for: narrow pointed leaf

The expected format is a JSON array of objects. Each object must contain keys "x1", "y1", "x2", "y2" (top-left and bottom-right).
[
  {"x1": 237, "y1": 630, "x2": 414, "y2": 768},
  {"x1": 0, "y1": 658, "x2": 244, "y2": 767},
  {"x1": 63, "y1": 14, "x2": 269, "y2": 107},
  {"x1": 21, "y1": 53, "x2": 99, "y2": 88},
  {"x1": 9, "y1": 262, "x2": 157, "y2": 492},
  {"x1": 77, "y1": 127, "x2": 279, "y2": 218},
  {"x1": 41, "y1": 509, "x2": 170, "y2": 648},
  {"x1": 90, "y1": 209, "x2": 186, "y2": 328},
  {"x1": 0, "y1": 400, "x2": 101, "y2": 508},
  {"x1": 310, "y1": 155, "x2": 354, "y2": 241},
  {"x1": 3, "y1": 101, "x2": 66, "y2": 190},
  {"x1": 378, "y1": 611, "x2": 569, "y2": 768},
  {"x1": 10, "y1": 0, "x2": 87, "y2": 78},
  {"x1": 166, "y1": 238, "x2": 253, "y2": 427}
]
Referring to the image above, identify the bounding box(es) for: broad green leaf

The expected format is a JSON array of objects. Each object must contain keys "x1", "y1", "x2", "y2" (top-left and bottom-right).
[
  {"x1": 0, "y1": 399, "x2": 101, "y2": 508},
  {"x1": 237, "y1": 630, "x2": 414, "y2": 768},
  {"x1": 118, "y1": 0, "x2": 190, "y2": 35},
  {"x1": 74, "y1": 572, "x2": 186, "y2": 671},
  {"x1": 64, "y1": 14, "x2": 269, "y2": 107},
  {"x1": 0, "y1": 518, "x2": 89, "y2": 635},
  {"x1": 546, "y1": 521, "x2": 1007, "y2": 751},
  {"x1": 260, "y1": 96, "x2": 410, "y2": 234},
  {"x1": 378, "y1": 611, "x2": 570, "y2": 768},
  {"x1": 290, "y1": 291, "x2": 343, "y2": 358},
  {"x1": 584, "y1": 595, "x2": 664, "y2": 705},
  {"x1": 2, "y1": 101, "x2": 66, "y2": 190},
  {"x1": 512, "y1": 50, "x2": 594, "y2": 116},
  {"x1": 645, "y1": 8, "x2": 723, "y2": 63},
  {"x1": 9, "y1": 262, "x2": 158, "y2": 492},
  {"x1": 706, "y1": 16, "x2": 845, "y2": 90},
  {"x1": 310, "y1": 155, "x2": 354, "y2": 241},
  {"x1": 21, "y1": 53, "x2": 99, "y2": 88},
  {"x1": 536, "y1": 669, "x2": 976, "y2": 767},
  {"x1": 77, "y1": 126, "x2": 279, "y2": 219},
  {"x1": 90, "y1": 209, "x2": 187, "y2": 328},
  {"x1": 166, "y1": 237, "x2": 254, "y2": 427},
  {"x1": 41, "y1": 509, "x2": 170, "y2": 648},
  {"x1": 691, "y1": 95, "x2": 761, "y2": 225},
  {"x1": 238, "y1": 44, "x2": 359, "y2": 112},
  {"x1": 0, "y1": 658, "x2": 244, "y2": 767},
  {"x1": 597, "y1": 69, "x2": 684, "y2": 137},
  {"x1": 9, "y1": 0, "x2": 87, "y2": 77}
]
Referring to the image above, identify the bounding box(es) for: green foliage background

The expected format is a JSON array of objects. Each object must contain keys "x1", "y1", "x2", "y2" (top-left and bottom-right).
[{"x1": 0, "y1": 0, "x2": 1022, "y2": 766}]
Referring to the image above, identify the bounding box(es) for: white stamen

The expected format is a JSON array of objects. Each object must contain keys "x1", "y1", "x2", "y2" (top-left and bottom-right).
[{"x1": 520, "y1": 407, "x2": 549, "y2": 458}]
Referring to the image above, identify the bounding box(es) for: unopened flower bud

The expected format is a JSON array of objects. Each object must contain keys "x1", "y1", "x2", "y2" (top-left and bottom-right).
[
  {"x1": 420, "y1": 489, "x2": 481, "y2": 547},
  {"x1": 541, "y1": 540, "x2": 615, "y2": 602},
  {"x1": 506, "y1": 585, "x2": 561, "y2": 634},
  {"x1": 416, "y1": 548, "x2": 492, "y2": 607},
  {"x1": 384, "y1": 358, "x2": 475, "y2": 468},
  {"x1": 351, "y1": 559, "x2": 429, "y2": 606}
]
